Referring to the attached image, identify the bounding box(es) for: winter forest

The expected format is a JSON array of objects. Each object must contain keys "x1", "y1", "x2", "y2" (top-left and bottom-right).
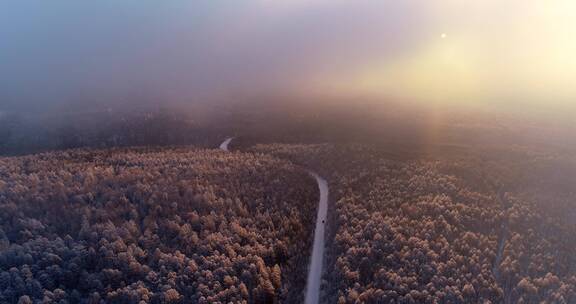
[
  {"x1": 2, "y1": 1, "x2": 576, "y2": 303},
  {"x1": 1, "y1": 103, "x2": 576, "y2": 303}
]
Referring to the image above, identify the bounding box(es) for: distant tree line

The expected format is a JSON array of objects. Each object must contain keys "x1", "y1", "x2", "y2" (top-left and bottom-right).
[{"x1": 0, "y1": 110, "x2": 225, "y2": 156}]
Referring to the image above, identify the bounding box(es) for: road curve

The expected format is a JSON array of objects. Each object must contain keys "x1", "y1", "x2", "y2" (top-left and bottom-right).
[
  {"x1": 304, "y1": 172, "x2": 329, "y2": 304},
  {"x1": 218, "y1": 137, "x2": 328, "y2": 304},
  {"x1": 219, "y1": 137, "x2": 233, "y2": 151}
]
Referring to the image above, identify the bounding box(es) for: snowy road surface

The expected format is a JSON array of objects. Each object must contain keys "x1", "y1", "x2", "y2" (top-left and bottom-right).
[
  {"x1": 305, "y1": 172, "x2": 329, "y2": 304},
  {"x1": 219, "y1": 137, "x2": 233, "y2": 151}
]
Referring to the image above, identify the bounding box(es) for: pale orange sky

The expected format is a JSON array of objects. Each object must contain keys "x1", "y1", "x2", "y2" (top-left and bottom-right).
[
  {"x1": 303, "y1": 0, "x2": 576, "y2": 106},
  {"x1": 1, "y1": 0, "x2": 575, "y2": 110}
]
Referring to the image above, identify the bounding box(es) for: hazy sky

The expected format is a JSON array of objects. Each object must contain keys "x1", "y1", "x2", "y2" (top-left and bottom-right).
[{"x1": 1, "y1": 0, "x2": 575, "y2": 111}]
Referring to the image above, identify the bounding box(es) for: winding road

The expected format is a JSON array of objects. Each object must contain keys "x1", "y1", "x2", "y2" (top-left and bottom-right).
[
  {"x1": 219, "y1": 137, "x2": 233, "y2": 151},
  {"x1": 218, "y1": 137, "x2": 328, "y2": 304},
  {"x1": 304, "y1": 172, "x2": 329, "y2": 304}
]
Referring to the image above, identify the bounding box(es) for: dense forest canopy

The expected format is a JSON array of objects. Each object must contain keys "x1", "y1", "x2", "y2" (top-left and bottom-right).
[
  {"x1": 0, "y1": 147, "x2": 318, "y2": 303},
  {"x1": 1, "y1": 102, "x2": 575, "y2": 303},
  {"x1": 250, "y1": 143, "x2": 576, "y2": 303}
]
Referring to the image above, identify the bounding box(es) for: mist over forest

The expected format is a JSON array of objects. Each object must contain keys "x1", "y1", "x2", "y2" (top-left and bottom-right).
[
  {"x1": 2, "y1": 98, "x2": 575, "y2": 158},
  {"x1": 2, "y1": 1, "x2": 576, "y2": 304}
]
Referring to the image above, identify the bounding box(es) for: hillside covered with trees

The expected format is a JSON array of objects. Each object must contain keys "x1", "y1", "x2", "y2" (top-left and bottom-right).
[
  {"x1": 251, "y1": 143, "x2": 576, "y2": 304},
  {"x1": 0, "y1": 147, "x2": 318, "y2": 303}
]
